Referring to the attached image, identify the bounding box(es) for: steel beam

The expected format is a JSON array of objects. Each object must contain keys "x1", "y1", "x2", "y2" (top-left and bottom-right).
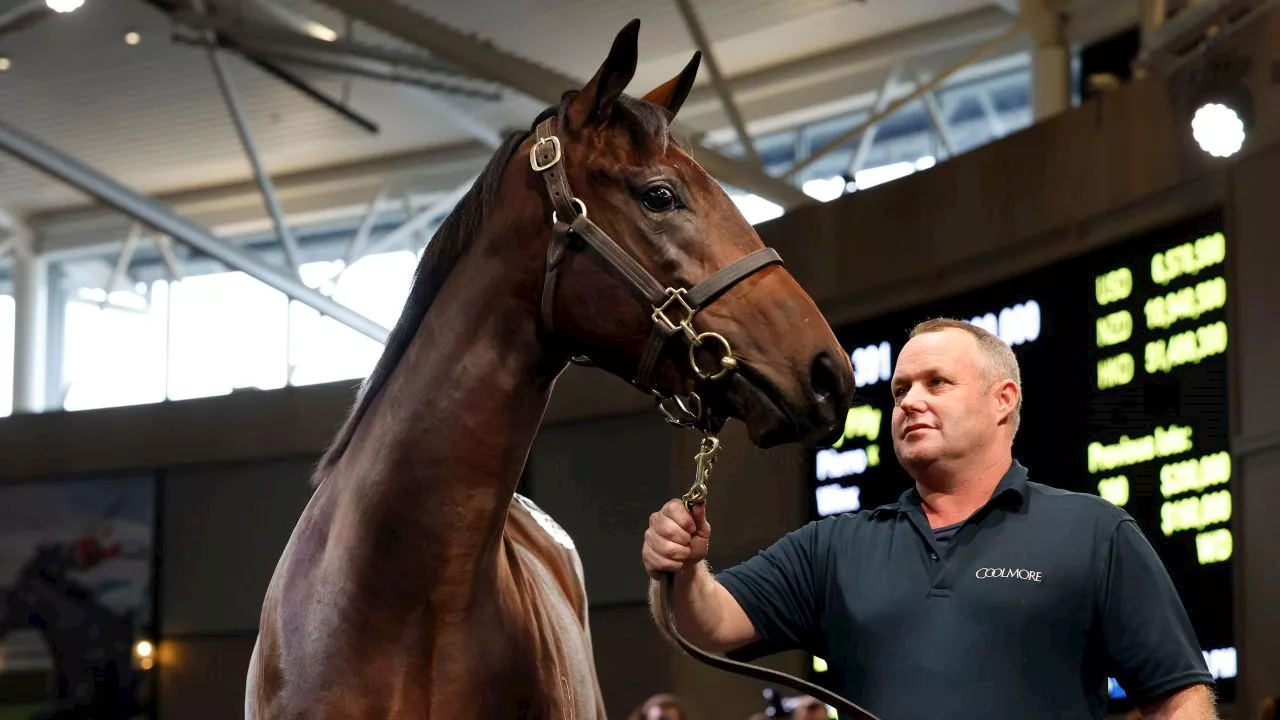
[
  {"x1": 234, "y1": 48, "x2": 382, "y2": 133},
  {"x1": 206, "y1": 47, "x2": 306, "y2": 278},
  {"x1": 238, "y1": 45, "x2": 502, "y2": 101},
  {"x1": 920, "y1": 88, "x2": 958, "y2": 157},
  {"x1": 102, "y1": 222, "x2": 143, "y2": 303},
  {"x1": 359, "y1": 176, "x2": 476, "y2": 260},
  {"x1": 155, "y1": 234, "x2": 185, "y2": 280},
  {"x1": 400, "y1": 87, "x2": 504, "y2": 150},
  {"x1": 315, "y1": 0, "x2": 809, "y2": 209},
  {"x1": 977, "y1": 90, "x2": 1007, "y2": 138},
  {"x1": 847, "y1": 65, "x2": 902, "y2": 177},
  {"x1": 673, "y1": 0, "x2": 762, "y2": 168},
  {"x1": 0, "y1": 116, "x2": 390, "y2": 343},
  {"x1": 172, "y1": 11, "x2": 479, "y2": 82},
  {"x1": 678, "y1": 6, "x2": 1017, "y2": 119},
  {"x1": 343, "y1": 181, "x2": 390, "y2": 265},
  {"x1": 781, "y1": 20, "x2": 1026, "y2": 180}
]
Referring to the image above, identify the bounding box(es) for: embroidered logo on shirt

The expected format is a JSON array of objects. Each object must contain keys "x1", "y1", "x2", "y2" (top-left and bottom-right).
[{"x1": 975, "y1": 567, "x2": 1043, "y2": 582}]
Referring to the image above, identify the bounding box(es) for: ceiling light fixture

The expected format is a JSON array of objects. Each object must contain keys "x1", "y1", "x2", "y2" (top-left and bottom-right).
[{"x1": 46, "y1": 0, "x2": 84, "y2": 13}]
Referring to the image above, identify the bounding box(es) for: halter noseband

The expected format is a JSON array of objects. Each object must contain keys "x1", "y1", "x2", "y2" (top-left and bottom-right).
[{"x1": 530, "y1": 116, "x2": 782, "y2": 429}]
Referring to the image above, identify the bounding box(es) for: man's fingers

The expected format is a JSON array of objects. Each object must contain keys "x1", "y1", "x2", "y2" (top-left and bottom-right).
[
  {"x1": 642, "y1": 543, "x2": 687, "y2": 575},
  {"x1": 644, "y1": 528, "x2": 692, "y2": 561},
  {"x1": 651, "y1": 513, "x2": 693, "y2": 545},
  {"x1": 661, "y1": 498, "x2": 697, "y2": 534},
  {"x1": 691, "y1": 503, "x2": 711, "y2": 536}
]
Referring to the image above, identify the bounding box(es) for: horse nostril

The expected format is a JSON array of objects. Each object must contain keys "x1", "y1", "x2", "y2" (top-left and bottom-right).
[{"x1": 810, "y1": 351, "x2": 846, "y2": 412}]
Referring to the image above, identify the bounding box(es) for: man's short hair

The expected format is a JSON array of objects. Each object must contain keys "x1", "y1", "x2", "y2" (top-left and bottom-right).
[{"x1": 908, "y1": 318, "x2": 1022, "y2": 434}]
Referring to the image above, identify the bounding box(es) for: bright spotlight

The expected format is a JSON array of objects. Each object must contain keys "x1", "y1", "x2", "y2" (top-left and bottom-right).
[
  {"x1": 1191, "y1": 102, "x2": 1245, "y2": 158},
  {"x1": 46, "y1": 0, "x2": 84, "y2": 12},
  {"x1": 1186, "y1": 52, "x2": 1252, "y2": 159},
  {"x1": 135, "y1": 640, "x2": 153, "y2": 658}
]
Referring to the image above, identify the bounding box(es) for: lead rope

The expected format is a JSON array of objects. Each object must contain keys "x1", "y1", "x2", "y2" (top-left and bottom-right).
[{"x1": 659, "y1": 432, "x2": 883, "y2": 720}]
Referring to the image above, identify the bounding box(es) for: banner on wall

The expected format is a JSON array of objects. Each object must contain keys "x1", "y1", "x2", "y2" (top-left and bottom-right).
[{"x1": 0, "y1": 475, "x2": 156, "y2": 720}]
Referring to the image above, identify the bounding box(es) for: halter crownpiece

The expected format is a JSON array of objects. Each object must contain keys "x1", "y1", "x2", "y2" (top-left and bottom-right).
[{"x1": 529, "y1": 116, "x2": 782, "y2": 408}]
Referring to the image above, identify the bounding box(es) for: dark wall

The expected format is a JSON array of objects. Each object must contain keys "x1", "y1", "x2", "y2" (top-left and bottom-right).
[{"x1": 2, "y1": 7, "x2": 1280, "y2": 718}]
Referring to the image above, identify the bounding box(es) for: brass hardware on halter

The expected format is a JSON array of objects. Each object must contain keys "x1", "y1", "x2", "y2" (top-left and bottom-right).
[
  {"x1": 689, "y1": 331, "x2": 736, "y2": 381},
  {"x1": 682, "y1": 434, "x2": 719, "y2": 511},
  {"x1": 653, "y1": 288, "x2": 739, "y2": 381},
  {"x1": 551, "y1": 197, "x2": 588, "y2": 225},
  {"x1": 656, "y1": 391, "x2": 703, "y2": 428},
  {"x1": 529, "y1": 135, "x2": 562, "y2": 171},
  {"x1": 652, "y1": 288, "x2": 697, "y2": 340}
]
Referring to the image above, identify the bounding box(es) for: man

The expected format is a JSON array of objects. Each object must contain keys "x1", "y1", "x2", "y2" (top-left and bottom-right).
[{"x1": 641, "y1": 319, "x2": 1217, "y2": 719}]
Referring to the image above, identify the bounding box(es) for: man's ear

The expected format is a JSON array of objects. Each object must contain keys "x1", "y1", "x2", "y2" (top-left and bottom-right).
[
  {"x1": 566, "y1": 19, "x2": 640, "y2": 129},
  {"x1": 642, "y1": 52, "x2": 701, "y2": 117},
  {"x1": 993, "y1": 378, "x2": 1020, "y2": 425}
]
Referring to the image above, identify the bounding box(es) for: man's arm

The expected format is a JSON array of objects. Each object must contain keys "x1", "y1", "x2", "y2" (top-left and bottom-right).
[
  {"x1": 1098, "y1": 519, "x2": 1218, "y2": 716},
  {"x1": 647, "y1": 560, "x2": 760, "y2": 654},
  {"x1": 1138, "y1": 683, "x2": 1217, "y2": 719}
]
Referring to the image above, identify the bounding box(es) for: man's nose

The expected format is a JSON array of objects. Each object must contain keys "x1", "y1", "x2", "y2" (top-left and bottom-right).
[{"x1": 897, "y1": 385, "x2": 927, "y2": 412}]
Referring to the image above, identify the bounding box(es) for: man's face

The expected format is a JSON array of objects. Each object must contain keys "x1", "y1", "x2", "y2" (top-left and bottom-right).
[
  {"x1": 645, "y1": 705, "x2": 681, "y2": 720},
  {"x1": 792, "y1": 698, "x2": 829, "y2": 720},
  {"x1": 890, "y1": 328, "x2": 1004, "y2": 471}
]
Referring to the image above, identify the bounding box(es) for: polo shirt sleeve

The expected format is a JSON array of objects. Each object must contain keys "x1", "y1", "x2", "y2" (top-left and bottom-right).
[
  {"x1": 714, "y1": 517, "x2": 834, "y2": 661},
  {"x1": 1097, "y1": 518, "x2": 1214, "y2": 701}
]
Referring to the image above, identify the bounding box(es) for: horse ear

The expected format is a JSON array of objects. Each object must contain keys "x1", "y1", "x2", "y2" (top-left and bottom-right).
[
  {"x1": 567, "y1": 18, "x2": 640, "y2": 128},
  {"x1": 643, "y1": 52, "x2": 701, "y2": 117}
]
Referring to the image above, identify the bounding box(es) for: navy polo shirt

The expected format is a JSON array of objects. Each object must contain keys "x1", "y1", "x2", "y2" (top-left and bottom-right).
[{"x1": 716, "y1": 461, "x2": 1212, "y2": 720}]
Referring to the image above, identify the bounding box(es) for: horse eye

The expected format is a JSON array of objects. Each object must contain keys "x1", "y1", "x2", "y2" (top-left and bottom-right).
[{"x1": 641, "y1": 186, "x2": 678, "y2": 212}]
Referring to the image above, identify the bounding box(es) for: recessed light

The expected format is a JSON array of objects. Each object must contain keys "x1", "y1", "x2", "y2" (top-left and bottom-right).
[
  {"x1": 46, "y1": 0, "x2": 84, "y2": 13},
  {"x1": 0, "y1": 57, "x2": 11, "y2": 72},
  {"x1": 124, "y1": 31, "x2": 140, "y2": 45}
]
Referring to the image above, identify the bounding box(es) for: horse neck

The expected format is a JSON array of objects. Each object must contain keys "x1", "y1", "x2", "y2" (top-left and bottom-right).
[{"x1": 327, "y1": 221, "x2": 561, "y2": 590}]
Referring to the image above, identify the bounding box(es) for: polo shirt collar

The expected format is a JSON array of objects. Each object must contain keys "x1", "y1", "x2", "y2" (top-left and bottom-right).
[{"x1": 870, "y1": 460, "x2": 1029, "y2": 518}]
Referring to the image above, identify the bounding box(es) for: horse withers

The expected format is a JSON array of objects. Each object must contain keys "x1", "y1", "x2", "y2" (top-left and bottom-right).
[{"x1": 246, "y1": 19, "x2": 854, "y2": 719}]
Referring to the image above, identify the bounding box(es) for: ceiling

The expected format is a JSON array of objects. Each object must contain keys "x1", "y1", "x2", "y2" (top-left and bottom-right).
[{"x1": 0, "y1": 0, "x2": 1132, "y2": 227}]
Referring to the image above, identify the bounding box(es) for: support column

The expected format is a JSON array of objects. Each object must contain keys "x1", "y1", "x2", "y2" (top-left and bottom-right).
[
  {"x1": 1022, "y1": 0, "x2": 1071, "y2": 121},
  {"x1": 12, "y1": 238, "x2": 47, "y2": 414}
]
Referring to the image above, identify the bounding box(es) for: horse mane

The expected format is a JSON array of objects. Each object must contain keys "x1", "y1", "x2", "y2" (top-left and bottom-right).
[{"x1": 312, "y1": 93, "x2": 672, "y2": 486}]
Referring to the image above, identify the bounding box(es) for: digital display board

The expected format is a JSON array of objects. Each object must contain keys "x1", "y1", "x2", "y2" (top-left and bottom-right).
[{"x1": 807, "y1": 212, "x2": 1235, "y2": 708}]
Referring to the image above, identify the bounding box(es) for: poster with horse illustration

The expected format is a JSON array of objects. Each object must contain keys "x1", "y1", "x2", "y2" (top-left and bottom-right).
[{"x1": 0, "y1": 474, "x2": 156, "y2": 720}]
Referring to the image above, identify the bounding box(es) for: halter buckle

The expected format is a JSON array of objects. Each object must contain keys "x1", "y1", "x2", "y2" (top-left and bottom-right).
[
  {"x1": 530, "y1": 136, "x2": 562, "y2": 172},
  {"x1": 652, "y1": 288, "x2": 698, "y2": 343}
]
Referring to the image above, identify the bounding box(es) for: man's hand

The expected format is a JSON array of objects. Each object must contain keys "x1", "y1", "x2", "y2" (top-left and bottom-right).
[
  {"x1": 642, "y1": 499, "x2": 711, "y2": 579},
  {"x1": 1138, "y1": 683, "x2": 1217, "y2": 719}
]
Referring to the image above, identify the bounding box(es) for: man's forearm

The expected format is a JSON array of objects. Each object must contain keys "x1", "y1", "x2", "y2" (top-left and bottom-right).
[
  {"x1": 1138, "y1": 683, "x2": 1217, "y2": 720},
  {"x1": 647, "y1": 561, "x2": 737, "y2": 653}
]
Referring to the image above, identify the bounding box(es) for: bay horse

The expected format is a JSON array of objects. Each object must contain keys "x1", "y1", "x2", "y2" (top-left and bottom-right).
[{"x1": 246, "y1": 19, "x2": 854, "y2": 719}]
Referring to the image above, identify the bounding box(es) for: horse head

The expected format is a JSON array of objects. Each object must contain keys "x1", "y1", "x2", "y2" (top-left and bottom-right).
[{"x1": 526, "y1": 19, "x2": 854, "y2": 448}]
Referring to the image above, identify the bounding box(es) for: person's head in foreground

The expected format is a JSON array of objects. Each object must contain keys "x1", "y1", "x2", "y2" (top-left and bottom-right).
[{"x1": 890, "y1": 318, "x2": 1021, "y2": 483}]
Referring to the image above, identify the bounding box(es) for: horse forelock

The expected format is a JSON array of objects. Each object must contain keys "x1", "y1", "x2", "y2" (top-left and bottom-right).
[{"x1": 312, "y1": 93, "x2": 675, "y2": 487}]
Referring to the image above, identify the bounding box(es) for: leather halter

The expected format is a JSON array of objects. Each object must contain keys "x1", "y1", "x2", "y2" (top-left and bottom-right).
[{"x1": 530, "y1": 116, "x2": 782, "y2": 421}]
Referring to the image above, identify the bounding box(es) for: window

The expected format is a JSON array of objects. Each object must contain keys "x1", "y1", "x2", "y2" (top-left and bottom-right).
[
  {"x1": 62, "y1": 286, "x2": 168, "y2": 411},
  {"x1": 166, "y1": 272, "x2": 289, "y2": 401},
  {"x1": 57, "y1": 248, "x2": 416, "y2": 410},
  {"x1": 288, "y1": 252, "x2": 416, "y2": 386}
]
